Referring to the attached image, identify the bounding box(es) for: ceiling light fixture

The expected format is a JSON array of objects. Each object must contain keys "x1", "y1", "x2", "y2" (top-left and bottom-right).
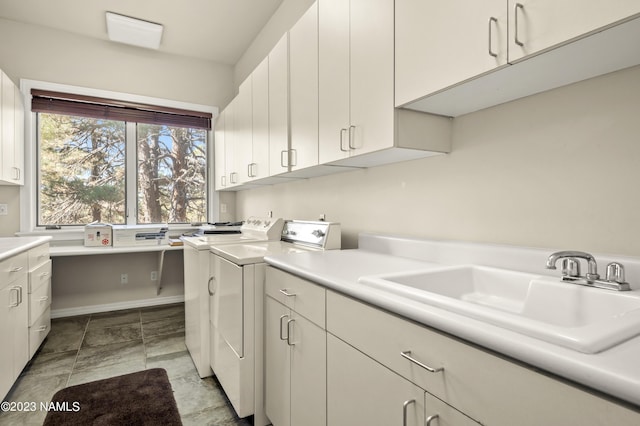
[{"x1": 106, "y1": 12, "x2": 163, "y2": 50}]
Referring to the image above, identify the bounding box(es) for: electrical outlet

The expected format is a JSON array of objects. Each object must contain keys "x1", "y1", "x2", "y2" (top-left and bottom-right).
[
  {"x1": 150, "y1": 271, "x2": 158, "y2": 281},
  {"x1": 220, "y1": 203, "x2": 227, "y2": 213},
  {"x1": 120, "y1": 273, "x2": 128, "y2": 285},
  {"x1": 0, "y1": 204, "x2": 8, "y2": 216}
]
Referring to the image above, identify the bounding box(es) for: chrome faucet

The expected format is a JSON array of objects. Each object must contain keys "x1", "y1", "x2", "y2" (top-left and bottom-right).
[{"x1": 546, "y1": 250, "x2": 630, "y2": 291}]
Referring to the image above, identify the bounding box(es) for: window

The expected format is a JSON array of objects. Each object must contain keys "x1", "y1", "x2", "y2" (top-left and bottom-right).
[{"x1": 32, "y1": 89, "x2": 212, "y2": 227}]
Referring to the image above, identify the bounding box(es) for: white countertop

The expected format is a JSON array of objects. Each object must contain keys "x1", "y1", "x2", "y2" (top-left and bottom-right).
[
  {"x1": 0, "y1": 236, "x2": 52, "y2": 261},
  {"x1": 264, "y1": 235, "x2": 640, "y2": 408}
]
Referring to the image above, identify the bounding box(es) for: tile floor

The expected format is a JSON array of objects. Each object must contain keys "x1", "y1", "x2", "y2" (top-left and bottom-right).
[{"x1": 0, "y1": 303, "x2": 252, "y2": 426}]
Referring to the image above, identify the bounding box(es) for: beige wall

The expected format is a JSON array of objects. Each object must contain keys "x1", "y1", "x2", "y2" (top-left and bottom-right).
[
  {"x1": 51, "y1": 251, "x2": 184, "y2": 312},
  {"x1": 0, "y1": 18, "x2": 234, "y2": 107},
  {"x1": 236, "y1": 65, "x2": 640, "y2": 257}
]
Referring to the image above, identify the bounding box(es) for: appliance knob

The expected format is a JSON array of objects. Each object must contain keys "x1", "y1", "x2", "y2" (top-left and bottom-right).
[{"x1": 312, "y1": 229, "x2": 325, "y2": 238}]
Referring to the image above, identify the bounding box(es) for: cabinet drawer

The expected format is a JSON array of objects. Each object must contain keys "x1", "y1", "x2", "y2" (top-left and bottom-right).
[
  {"x1": 266, "y1": 266, "x2": 325, "y2": 327},
  {"x1": 29, "y1": 308, "x2": 50, "y2": 359},
  {"x1": 28, "y1": 243, "x2": 50, "y2": 270},
  {"x1": 28, "y1": 259, "x2": 51, "y2": 293},
  {"x1": 29, "y1": 278, "x2": 51, "y2": 326},
  {"x1": 326, "y1": 290, "x2": 640, "y2": 426},
  {"x1": 0, "y1": 252, "x2": 28, "y2": 286}
]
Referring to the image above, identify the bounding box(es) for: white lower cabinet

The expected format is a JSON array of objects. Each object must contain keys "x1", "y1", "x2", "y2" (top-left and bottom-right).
[
  {"x1": 326, "y1": 290, "x2": 640, "y2": 426},
  {"x1": 264, "y1": 267, "x2": 326, "y2": 426},
  {"x1": 328, "y1": 334, "x2": 479, "y2": 426},
  {"x1": 0, "y1": 242, "x2": 51, "y2": 399}
]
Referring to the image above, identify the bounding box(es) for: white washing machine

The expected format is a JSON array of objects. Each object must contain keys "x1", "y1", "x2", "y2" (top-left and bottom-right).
[
  {"x1": 208, "y1": 220, "x2": 341, "y2": 425},
  {"x1": 182, "y1": 217, "x2": 284, "y2": 378}
]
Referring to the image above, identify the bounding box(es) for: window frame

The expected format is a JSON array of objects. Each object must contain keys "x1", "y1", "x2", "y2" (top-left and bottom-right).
[{"x1": 20, "y1": 79, "x2": 219, "y2": 238}]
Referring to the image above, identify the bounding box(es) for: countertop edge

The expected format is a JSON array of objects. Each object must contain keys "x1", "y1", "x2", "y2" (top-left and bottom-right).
[{"x1": 0, "y1": 236, "x2": 52, "y2": 261}]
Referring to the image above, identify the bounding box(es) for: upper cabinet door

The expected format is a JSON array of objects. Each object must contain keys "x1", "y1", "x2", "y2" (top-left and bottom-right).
[
  {"x1": 289, "y1": 2, "x2": 319, "y2": 172},
  {"x1": 318, "y1": 0, "x2": 350, "y2": 164},
  {"x1": 214, "y1": 110, "x2": 226, "y2": 190},
  {"x1": 251, "y1": 56, "x2": 269, "y2": 181},
  {"x1": 348, "y1": 0, "x2": 394, "y2": 155},
  {"x1": 395, "y1": 0, "x2": 508, "y2": 107},
  {"x1": 268, "y1": 33, "x2": 290, "y2": 177},
  {"x1": 233, "y1": 78, "x2": 253, "y2": 185},
  {"x1": 508, "y1": 0, "x2": 640, "y2": 62}
]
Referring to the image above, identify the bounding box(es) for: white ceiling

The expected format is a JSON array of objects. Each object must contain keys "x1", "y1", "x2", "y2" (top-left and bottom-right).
[{"x1": 0, "y1": 0, "x2": 283, "y2": 65}]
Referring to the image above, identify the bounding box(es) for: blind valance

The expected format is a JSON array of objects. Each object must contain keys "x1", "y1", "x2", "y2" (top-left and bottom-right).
[{"x1": 31, "y1": 89, "x2": 212, "y2": 130}]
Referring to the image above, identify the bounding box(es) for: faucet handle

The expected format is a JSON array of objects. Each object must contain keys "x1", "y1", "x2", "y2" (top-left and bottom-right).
[
  {"x1": 606, "y1": 262, "x2": 626, "y2": 284},
  {"x1": 561, "y1": 258, "x2": 581, "y2": 278}
]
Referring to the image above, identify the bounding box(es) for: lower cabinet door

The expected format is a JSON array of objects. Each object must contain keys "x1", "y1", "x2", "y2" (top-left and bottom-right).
[
  {"x1": 265, "y1": 296, "x2": 291, "y2": 426},
  {"x1": 327, "y1": 333, "x2": 425, "y2": 426},
  {"x1": 290, "y1": 313, "x2": 326, "y2": 426}
]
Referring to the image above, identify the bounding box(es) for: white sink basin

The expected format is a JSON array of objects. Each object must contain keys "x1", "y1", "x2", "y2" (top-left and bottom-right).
[{"x1": 358, "y1": 265, "x2": 640, "y2": 353}]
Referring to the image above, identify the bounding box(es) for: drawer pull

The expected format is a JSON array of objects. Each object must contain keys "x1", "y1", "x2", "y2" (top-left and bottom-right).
[
  {"x1": 40, "y1": 272, "x2": 50, "y2": 278},
  {"x1": 402, "y1": 399, "x2": 415, "y2": 426},
  {"x1": 10, "y1": 266, "x2": 24, "y2": 273},
  {"x1": 37, "y1": 325, "x2": 47, "y2": 332},
  {"x1": 401, "y1": 351, "x2": 443, "y2": 373},
  {"x1": 425, "y1": 414, "x2": 439, "y2": 426},
  {"x1": 39, "y1": 296, "x2": 49, "y2": 302},
  {"x1": 279, "y1": 314, "x2": 289, "y2": 341},
  {"x1": 279, "y1": 289, "x2": 296, "y2": 297}
]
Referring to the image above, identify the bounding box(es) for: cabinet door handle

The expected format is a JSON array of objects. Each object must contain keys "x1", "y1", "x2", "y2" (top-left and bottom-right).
[
  {"x1": 514, "y1": 3, "x2": 525, "y2": 47},
  {"x1": 348, "y1": 125, "x2": 357, "y2": 150},
  {"x1": 425, "y1": 414, "x2": 439, "y2": 426},
  {"x1": 488, "y1": 17, "x2": 498, "y2": 58},
  {"x1": 340, "y1": 128, "x2": 349, "y2": 152},
  {"x1": 402, "y1": 399, "x2": 415, "y2": 426},
  {"x1": 8, "y1": 287, "x2": 19, "y2": 307},
  {"x1": 279, "y1": 314, "x2": 289, "y2": 341},
  {"x1": 207, "y1": 276, "x2": 216, "y2": 296},
  {"x1": 221, "y1": 175, "x2": 227, "y2": 187},
  {"x1": 401, "y1": 351, "x2": 444, "y2": 373},
  {"x1": 280, "y1": 150, "x2": 289, "y2": 168},
  {"x1": 230, "y1": 172, "x2": 238, "y2": 184},
  {"x1": 279, "y1": 288, "x2": 296, "y2": 297},
  {"x1": 286, "y1": 318, "x2": 295, "y2": 346},
  {"x1": 37, "y1": 325, "x2": 48, "y2": 332},
  {"x1": 18, "y1": 286, "x2": 23, "y2": 305},
  {"x1": 290, "y1": 149, "x2": 298, "y2": 167}
]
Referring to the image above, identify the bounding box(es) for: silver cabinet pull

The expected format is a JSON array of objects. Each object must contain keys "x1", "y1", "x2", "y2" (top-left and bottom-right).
[
  {"x1": 221, "y1": 175, "x2": 226, "y2": 187},
  {"x1": 9, "y1": 287, "x2": 19, "y2": 308},
  {"x1": 10, "y1": 266, "x2": 24, "y2": 273},
  {"x1": 279, "y1": 288, "x2": 296, "y2": 297},
  {"x1": 207, "y1": 276, "x2": 216, "y2": 296},
  {"x1": 279, "y1": 314, "x2": 289, "y2": 341},
  {"x1": 402, "y1": 399, "x2": 415, "y2": 426},
  {"x1": 348, "y1": 125, "x2": 357, "y2": 150},
  {"x1": 280, "y1": 150, "x2": 289, "y2": 168},
  {"x1": 514, "y1": 3, "x2": 525, "y2": 47},
  {"x1": 39, "y1": 296, "x2": 49, "y2": 302},
  {"x1": 247, "y1": 163, "x2": 258, "y2": 178},
  {"x1": 286, "y1": 318, "x2": 295, "y2": 346},
  {"x1": 229, "y1": 172, "x2": 238, "y2": 184},
  {"x1": 425, "y1": 414, "x2": 439, "y2": 426},
  {"x1": 290, "y1": 149, "x2": 298, "y2": 167},
  {"x1": 488, "y1": 17, "x2": 498, "y2": 57},
  {"x1": 18, "y1": 286, "x2": 23, "y2": 305},
  {"x1": 401, "y1": 351, "x2": 443, "y2": 373},
  {"x1": 37, "y1": 325, "x2": 48, "y2": 332},
  {"x1": 340, "y1": 128, "x2": 349, "y2": 152}
]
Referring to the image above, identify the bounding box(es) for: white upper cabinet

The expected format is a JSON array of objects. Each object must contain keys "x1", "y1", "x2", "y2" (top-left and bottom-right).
[
  {"x1": 214, "y1": 110, "x2": 226, "y2": 191},
  {"x1": 508, "y1": 0, "x2": 640, "y2": 62},
  {"x1": 320, "y1": 0, "x2": 450, "y2": 168},
  {"x1": 250, "y1": 56, "x2": 269, "y2": 182},
  {"x1": 268, "y1": 33, "x2": 290, "y2": 178},
  {"x1": 398, "y1": 0, "x2": 640, "y2": 116},
  {"x1": 395, "y1": 0, "x2": 508, "y2": 107},
  {"x1": 288, "y1": 2, "x2": 319, "y2": 173},
  {"x1": 1, "y1": 70, "x2": 24, "y2": 185},
  {"x1": 233, "y1": 78, "x2": 253, "y2": 185}
]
